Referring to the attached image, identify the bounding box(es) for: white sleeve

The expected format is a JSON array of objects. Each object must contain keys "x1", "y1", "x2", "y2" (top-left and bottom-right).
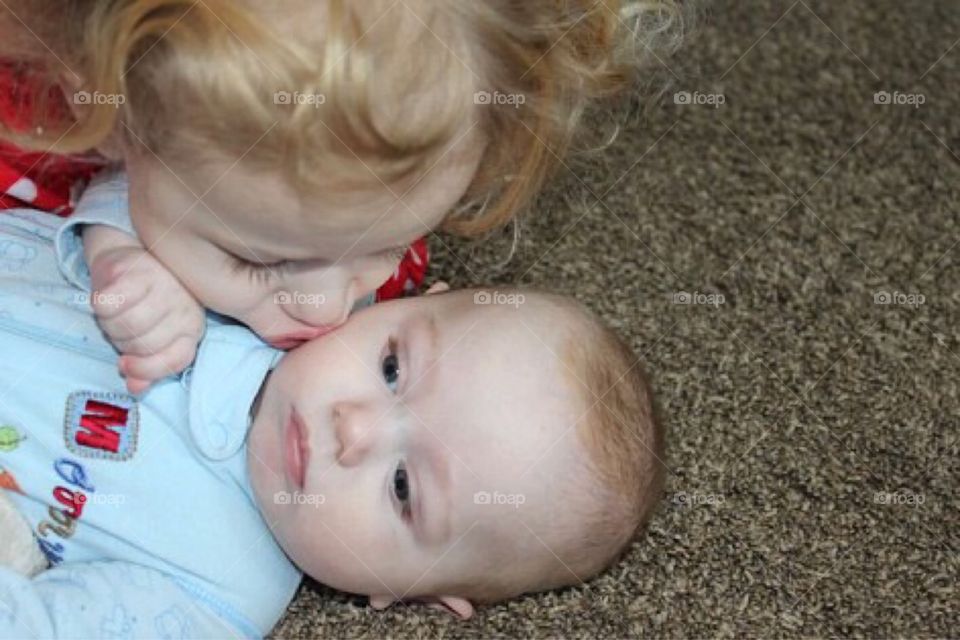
[
  {"x1": 54, "y1": 168, "x2": 136, "y2": 292},
  {"x1": 0, "y1": 561, "x2": 257, "y2": 639}
]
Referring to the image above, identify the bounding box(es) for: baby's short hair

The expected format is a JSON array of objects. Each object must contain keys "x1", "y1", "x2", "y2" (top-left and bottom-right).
[
  {"x1": 455, "y1": 291, "x2": 664, "y2": 603},
  {"x1": 560, "y1": 298, "x2": 665, "y2": 578}
]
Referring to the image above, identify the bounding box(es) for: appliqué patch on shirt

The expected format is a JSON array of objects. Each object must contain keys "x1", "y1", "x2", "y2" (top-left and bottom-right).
[
  {"x1": 0, "y1": 467, "x2": 23, "y2": 493},
  {"x1": 0, "y1": 424, "x2": 26, "y2": 451},
  {"x1": 63, "y1": 391, "x2": 139, "y2": 461}
]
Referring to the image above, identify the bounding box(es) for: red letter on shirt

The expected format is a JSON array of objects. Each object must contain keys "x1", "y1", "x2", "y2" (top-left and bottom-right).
[{"x1": 75, "y1": 400, "x2": 128, "y2": 453}]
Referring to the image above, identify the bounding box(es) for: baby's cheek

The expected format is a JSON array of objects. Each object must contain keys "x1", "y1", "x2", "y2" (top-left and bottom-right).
[
  {"x1": 295, "y1": 506, "x2": 390, "y2": 591},
  {"x1": 246, "y1": 426, "x2": 279, "y2": 497}
]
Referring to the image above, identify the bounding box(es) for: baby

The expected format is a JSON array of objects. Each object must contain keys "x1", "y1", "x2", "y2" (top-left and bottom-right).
[{"x1": 0, "y1": 207, "x2": 663, "y2": 636}]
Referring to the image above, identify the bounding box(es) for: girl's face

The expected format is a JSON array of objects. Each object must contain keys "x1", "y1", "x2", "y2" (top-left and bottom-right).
[{"x1": 122, "y1": 132, "x2": 482, "y2": 348}]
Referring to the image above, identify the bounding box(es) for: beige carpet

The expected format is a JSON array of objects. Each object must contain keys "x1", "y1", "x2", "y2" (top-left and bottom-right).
[{"x1": 272, "y1": 1, "x2": 959, "y2": 636}]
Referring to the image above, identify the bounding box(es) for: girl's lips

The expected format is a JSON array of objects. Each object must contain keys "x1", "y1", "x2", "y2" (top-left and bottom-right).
[
  {"x1": 284, "y1": 410, "x2": 310, "y2": 490},
  {"x1": 267, "y1": 326, "x2": 337, "y2": 350}
]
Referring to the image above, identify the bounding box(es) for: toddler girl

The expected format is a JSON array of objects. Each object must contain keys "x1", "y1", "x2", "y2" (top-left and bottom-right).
[{"x1": 0, "y1": 0, "x2": 681, "y2": 392}]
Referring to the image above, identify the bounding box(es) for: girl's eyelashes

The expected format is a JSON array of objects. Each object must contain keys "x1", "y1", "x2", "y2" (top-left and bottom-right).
[
  {"x1": 393, "y1": 462, "x2": 412, "y2": 518},
  {"x1": 227, "y1": 253, "x2": 289, "y2": 284},
  {"x1": 381, "y1": 337, "x2": 401, "y2": 393}
]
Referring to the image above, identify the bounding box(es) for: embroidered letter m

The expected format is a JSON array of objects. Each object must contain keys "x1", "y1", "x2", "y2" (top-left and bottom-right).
[
  {"x1": 76, "y1": 400, "x2": 128, "y2": 452},
  {"x1": 64, "y1": 391, "x2": 140, "y2": 461}
]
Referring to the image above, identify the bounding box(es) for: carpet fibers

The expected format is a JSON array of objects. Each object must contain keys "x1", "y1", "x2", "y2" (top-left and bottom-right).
[{"x1": 271, "y1": 1, "x2": 958, "y2": 637}]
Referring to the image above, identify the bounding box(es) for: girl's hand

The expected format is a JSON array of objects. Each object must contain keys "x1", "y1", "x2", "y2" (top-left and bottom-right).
[{"x1": 86, "y1": 237, "x2": 204, "y2": 394}]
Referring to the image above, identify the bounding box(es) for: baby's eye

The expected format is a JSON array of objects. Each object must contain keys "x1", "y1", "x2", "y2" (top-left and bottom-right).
[
  {"x1": 381, "y1": 347, "x2": 400, "y2": 393},
  {"x1": 393, "y1": 464, "x2": 410, "y2": 506}
]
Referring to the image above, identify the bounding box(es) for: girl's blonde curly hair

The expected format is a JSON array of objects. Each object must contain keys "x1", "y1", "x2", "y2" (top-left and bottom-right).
[{"x1": 1, "y1": 0, "x2": 683, "y2": 236}]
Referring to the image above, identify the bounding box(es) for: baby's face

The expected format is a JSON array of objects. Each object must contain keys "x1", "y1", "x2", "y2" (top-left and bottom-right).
[
  {"x1": 122, "y1": 135, "x2": 480, "y2": 348},
  {"x1": 247, "y1": 290, "x2": 586, "y2": 606}
]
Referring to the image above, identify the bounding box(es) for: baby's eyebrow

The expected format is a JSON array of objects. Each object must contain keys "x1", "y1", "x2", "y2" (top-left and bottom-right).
[
  {"x1": 402, "y1": 310, "x2": 451, "y2": 545},
  {"x1": 400, "y1": 312, "x2": 439, "y2": 393},
  {"x1": 413, "y1": 445, "x2": 453, "y2": 547}
]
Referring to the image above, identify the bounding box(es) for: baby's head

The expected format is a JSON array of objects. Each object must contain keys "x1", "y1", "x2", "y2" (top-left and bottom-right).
[
  {"x1": 4, "y1": 0, "x2": 679, "y2": 344},
  {"x1": 247, "y1": 288, "x2": 664, "y2": 616}
]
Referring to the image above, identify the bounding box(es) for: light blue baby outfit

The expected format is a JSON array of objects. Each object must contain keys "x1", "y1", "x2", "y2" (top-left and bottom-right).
[{"x1": 0, "y1": 173, "x2": 303, "y2": 639}]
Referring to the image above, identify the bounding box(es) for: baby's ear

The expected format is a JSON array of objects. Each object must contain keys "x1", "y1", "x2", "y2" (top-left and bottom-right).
[
  {"x1": 422, "y1": 595, "x2": 475, "y2": 619},
  {"x1": 368, "y1": 594, "x2": 475, "y2": 619},
  {"x1": 368, "y1": 595, "x2": 395, "y2": 611}
]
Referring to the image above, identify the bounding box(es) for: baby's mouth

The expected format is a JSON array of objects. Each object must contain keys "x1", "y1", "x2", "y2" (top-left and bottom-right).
[{"x1": 284, "y1": 409, "x2": 310, "y2": 490}]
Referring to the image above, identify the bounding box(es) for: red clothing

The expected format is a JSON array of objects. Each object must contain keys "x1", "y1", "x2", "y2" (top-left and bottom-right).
[
  {"x1": 376, "y1": 237, "x2": 429, "y2": 301},
  {"x1": 0, "y1": 60, "x2": 428, "y2": 298},
  {"x1": 0, "y1": 61, "x2": 105, "y2": 214}
]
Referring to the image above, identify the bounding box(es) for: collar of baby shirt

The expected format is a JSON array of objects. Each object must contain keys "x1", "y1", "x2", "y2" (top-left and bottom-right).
[
  {"x1": 187, "y1": 323, "x2": 284, "y2": 460},
  {"x1": 54, "y1": 167, "x2": 133, "y2": 291}
]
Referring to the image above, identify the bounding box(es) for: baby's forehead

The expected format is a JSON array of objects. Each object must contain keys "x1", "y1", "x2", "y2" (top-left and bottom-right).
[
  {"x1": 421, "y1": 292, "x2": 587, "y2": 436},
  {"x1": 432, "y1": 289, "x2": 580, "y2": 329},
  {"x1": 424, "y1": 290, "x2": 582, "y2": 367}
]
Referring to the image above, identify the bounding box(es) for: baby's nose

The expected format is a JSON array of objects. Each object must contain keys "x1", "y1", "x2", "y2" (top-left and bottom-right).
[{"x1": 332, "y1": 401, "x2": 380, "y2": 467}]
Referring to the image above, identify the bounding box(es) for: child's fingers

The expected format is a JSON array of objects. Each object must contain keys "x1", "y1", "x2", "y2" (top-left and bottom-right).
[
  {"x1": 90, "y1": 284, "x2": 149, "y2": 320},
  {"x1": 88, "y1": 250, "x2": 129, "y2": 293},
  {"x1": 106, "y1": 299, "x2": 203, "y2": 349},
  {"x1": 90, "y1": 276, "x2": 152, "y2": 320},
  {"x1": 119, "y1": 335, "x2": 198, "y2": 381},
  {"x1": 98, "y1": 296, "x2": 170, "y2": 341},
  {"x1": 125, "y1": 376, "x2": 153, "y2": 395},
  {"x1": 111, "y1": 314, "x2": 184, "y2": 356},
  {"x1": 89, "y1": 257, "x2": 153, "y2": 314}
]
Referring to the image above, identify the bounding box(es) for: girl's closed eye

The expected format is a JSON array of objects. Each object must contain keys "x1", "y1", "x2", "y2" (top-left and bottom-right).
[{"x1": 227, "y1": 253, "x2": 290, "y2": 284}]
